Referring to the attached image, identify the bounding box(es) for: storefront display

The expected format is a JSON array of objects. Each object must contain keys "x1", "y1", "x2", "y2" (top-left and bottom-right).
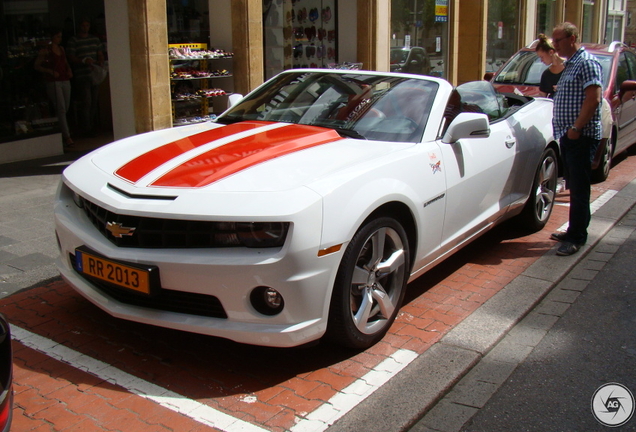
[
  {"x1": 263, "y1": 0, "x2": 337, "y2": 80},
  {"x1": 169, "y1": 43, "x2": 233, "y2": 126},
  {"x1": 0, "y1": 9, "x2": 60, "y2": 144}
]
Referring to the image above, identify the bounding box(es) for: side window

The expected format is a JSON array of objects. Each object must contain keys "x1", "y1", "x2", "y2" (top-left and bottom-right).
[
  {"x1": 616, "y1": 53, "x2": 629, "y2": 92},
  {"x1": 624, "y1": 51, "x2": 636, "y2": 81},
  {"x1": 443, "y1": 81, "x2": 508, "y2": 134},
  {"x1": 455, "y1": 81, "x2": 503, "y2": 122}
]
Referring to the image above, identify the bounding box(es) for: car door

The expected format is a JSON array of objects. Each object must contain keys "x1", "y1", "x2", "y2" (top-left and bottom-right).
[
  {"x1": 615, "y1": 51, "x2": 636, "y2": 153},
  {"x1": 437, "y1": 83, "x2": 517, "y2": 251}
]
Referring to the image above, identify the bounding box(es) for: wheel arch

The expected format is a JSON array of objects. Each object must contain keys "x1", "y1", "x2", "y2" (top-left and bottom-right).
[{"x1": 359, "y1": 201, "x2": 418, "y2": 272}]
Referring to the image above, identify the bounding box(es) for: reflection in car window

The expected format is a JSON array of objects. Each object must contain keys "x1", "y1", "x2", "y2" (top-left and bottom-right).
[
  {"x1": 617, "y1": 53, "x2": 630, "y2": 91},
  {"x1": 217, "y1": 72, "x2": 439, "y2": 143},
  {"x1": 594, "y1": 54, "x2": 612, "y2": 89},
  {"x1": 493, "y1": 51, "x2": 547, "y2": 85},
  {"x1": 446, "y1": 81, "x2": 505, "y2": 123},
  {"x1": 624, "y1": 51, "x2": 636, "y2": 81},
  {"x1": 391, "y1": 48, "x2": 409, "y2": 64}
]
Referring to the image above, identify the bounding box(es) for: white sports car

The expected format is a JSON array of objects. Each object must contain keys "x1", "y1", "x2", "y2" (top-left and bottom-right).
[{"x1": 54, "y1": 70, "x2": 558, "y2": 349}]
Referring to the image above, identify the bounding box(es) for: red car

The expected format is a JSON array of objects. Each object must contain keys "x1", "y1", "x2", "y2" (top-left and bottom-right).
[
  {"x1": 0, "y1": 314, "x2": 12, "y2": 432},
  {"x1": 487, "y1": 41, "x2": 636, "y2": 181}
]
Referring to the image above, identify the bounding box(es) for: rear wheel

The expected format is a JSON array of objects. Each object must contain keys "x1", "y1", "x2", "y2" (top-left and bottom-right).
[
  {"x1": 326, "y1": 217, "x2": 410, "y2": 349},
  {"x1": 520, "y1": 148, "x2": 558, "y2": 231}
]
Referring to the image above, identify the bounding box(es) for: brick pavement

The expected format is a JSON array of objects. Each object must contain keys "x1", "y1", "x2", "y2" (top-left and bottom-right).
[{"x1": 3, "y1": 149, "x2": 636, "y2": 432}]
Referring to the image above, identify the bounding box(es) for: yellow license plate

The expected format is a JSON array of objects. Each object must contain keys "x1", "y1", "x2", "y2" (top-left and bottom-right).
[{"x1": 75, "y1": 249, "x2": 152, "y2": 295}]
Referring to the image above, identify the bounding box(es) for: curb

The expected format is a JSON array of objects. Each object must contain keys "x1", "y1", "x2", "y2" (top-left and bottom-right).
[{"x1": 327, "y1": 178, "x2": 636, "y2": 432}]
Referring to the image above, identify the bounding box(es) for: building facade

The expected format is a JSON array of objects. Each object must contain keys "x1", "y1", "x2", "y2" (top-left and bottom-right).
[{"x1": 0, "y1": 0, "x2": 632, "y2": 163}]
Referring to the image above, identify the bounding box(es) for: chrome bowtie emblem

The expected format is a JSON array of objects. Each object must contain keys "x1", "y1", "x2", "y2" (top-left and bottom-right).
[{"x1": 106, "y1": 222, "x2": 136, "y2": 238}]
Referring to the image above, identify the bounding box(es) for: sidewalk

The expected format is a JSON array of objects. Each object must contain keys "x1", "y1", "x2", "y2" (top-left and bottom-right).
[
  {"x1": 420, "y1": 199, "x2": 636, "y2": 431},
  {"x1": 328, "y1": 178, "x2": 636, "y2": 431},
  {"x1": 0, "y1": 135, "x2": 109, "y2": 299}
]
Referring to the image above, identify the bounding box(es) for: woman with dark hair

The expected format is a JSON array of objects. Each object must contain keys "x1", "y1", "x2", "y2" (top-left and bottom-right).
[
  {"x1": 35, "y1": 28, "x2": 74, "y2": 147},
  {"x1": 536, "y1": 33, "x2": 564, "y2": 98}
]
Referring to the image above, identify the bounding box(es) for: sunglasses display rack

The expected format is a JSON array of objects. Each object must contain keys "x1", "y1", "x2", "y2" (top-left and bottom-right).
[
  {"x1": 264, "y1": 0, "x2": 337, "y2": 80},
  {"x1": 169, "y1": 43, "x2": 234, "y2": 126}
]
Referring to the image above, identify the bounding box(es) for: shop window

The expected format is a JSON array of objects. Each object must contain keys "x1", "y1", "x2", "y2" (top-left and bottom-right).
[
  {"x1": 390, "y1": 0, "x2": 448, "y2": 78},
  {"x1": 605, "y1": 13, "x2": 625, "y2": 43},
  {"x1": 582, "y1": 0, "x2": 596, "y2": 42},
  {"x1": 536, "y1": 0, "x2": 557, "y2": 37},
  {"x1": 486, "y1": 0, "x2": 520, "y2": 73},
  {"x1": 167, "y1": 0, "x2": 210, "y2": 44},
  {"x1": 263, "y1": 0, "x2": 337, "y2": 81},
  {"x1": 0, "y1": 6, "x2": 54, "y2": 142}
]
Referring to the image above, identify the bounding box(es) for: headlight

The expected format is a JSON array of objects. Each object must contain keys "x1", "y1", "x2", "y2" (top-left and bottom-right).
[
  {"x1": 236, "y1": 222, "x2": 289, "y2": 248},
  {"x1": 72, "y1": 191, "x2": 84, "y2": 208},
  {"x1": 212, "y1": 222, "x2": 289, "y2": 248}
]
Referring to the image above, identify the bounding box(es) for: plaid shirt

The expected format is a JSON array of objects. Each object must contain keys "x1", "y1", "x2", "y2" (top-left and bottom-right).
[{"x1": 552, "y1": 47, "x2": 603, "y2": 140}]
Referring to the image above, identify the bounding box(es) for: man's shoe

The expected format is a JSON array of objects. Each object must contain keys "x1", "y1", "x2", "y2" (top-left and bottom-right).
[
  {"x1": 556, "y1": 241, "x2": 580, "y2": 256},
  {"x1": 550, "y1": 231, "x2": 568, "y2": 241}
]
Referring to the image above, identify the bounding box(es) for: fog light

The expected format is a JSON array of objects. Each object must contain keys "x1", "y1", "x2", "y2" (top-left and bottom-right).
[{"x1": 250, "y1": 286, "x2": 284, "y2": 316}]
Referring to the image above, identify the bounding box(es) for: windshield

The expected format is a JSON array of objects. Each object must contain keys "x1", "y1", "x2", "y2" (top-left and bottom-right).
[
  {"x1": 495, "y1": 50, "x2": 612, "y2": 88},
  {"x1": 391, "y1": 49, "x2": 409, "y2": 64},
  {"x1": 493, "y1": 50, "x2": 547, "y2": 85},
  {"x1": 217, "y1": 71, "x2": 439, "y2": 143}
]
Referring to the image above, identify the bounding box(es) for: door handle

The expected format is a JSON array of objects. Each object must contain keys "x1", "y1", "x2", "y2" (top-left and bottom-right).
[{"x1": 505, "y1": 139, "x2": 516, "y2": 148}]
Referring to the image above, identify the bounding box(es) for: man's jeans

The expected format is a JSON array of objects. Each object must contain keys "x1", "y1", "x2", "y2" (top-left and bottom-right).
[{"x1": 560, "y1": 134, "x2": 600, "y2": 245}]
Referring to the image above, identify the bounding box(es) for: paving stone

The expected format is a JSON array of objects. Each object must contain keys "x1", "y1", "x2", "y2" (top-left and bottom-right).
[
  {"x1": 414, "y1": 400, "x2": 479, "y2": 432},
  {"x1": 518, "y1": 311, "x2": 559, "y2": 331},
  {"x1": 6, "y1": 253, "x2": 55, "y2": 272},
  {"x1": 534, "y1": 299, "x2": 571, "y2": 317},
  {"x1": 448, "y1": 379, "x2": 500, "y2": 408},
  {"x1": 460, "y1": 358, "x2": 518, "y2": 386},
  {"x1": 544, "y1": 288, "x2": 581, "y2": 304}
]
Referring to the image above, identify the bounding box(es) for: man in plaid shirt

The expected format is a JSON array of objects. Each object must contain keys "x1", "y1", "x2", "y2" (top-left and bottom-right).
[{"x1": 550, "y1": 22, "x2": 603, "y2": 256}]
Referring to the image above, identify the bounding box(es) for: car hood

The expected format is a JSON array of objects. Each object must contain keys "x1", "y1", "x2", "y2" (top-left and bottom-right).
[{"x1": 67, "y1": 121, "x2": 413, "y2": 195}]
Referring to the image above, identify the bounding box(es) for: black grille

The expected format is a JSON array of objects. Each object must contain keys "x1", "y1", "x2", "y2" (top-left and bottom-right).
[
  {"x1": 70, "y1": 253, "x2": 227, "y2": 319},
  {"x1": 81, "y1": 198, "x2": 226, "y2": 248}
]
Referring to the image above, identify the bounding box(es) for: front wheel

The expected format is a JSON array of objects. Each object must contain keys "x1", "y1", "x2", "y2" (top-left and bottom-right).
[
  {"x1": 519, "y1": 147, "x2": 558, "y2": 231},
  {"x1": 326, "y1": 217, "x2": 410, "y2": 349},
  {"x1": 591, "y1": 138, "x2": 612, "y2": 183}
]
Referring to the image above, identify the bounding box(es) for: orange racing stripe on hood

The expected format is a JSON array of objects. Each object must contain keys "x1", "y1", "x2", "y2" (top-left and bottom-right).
[
  {"x1": 115, "y1": 121, "x2": 270, "y2": 183},
  {"x1": 151, "y1": 124, "x2": 343, "y2": 187}
]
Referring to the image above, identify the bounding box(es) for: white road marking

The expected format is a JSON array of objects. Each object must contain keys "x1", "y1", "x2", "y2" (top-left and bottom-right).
[
  {"x1": 290, "y1": 349, "x2": 418, "y2": 432},
  {"x1": 11, "y1": 325, "x2": 268, "y2": 432},
  {"x1": 11, "y1": 324, "x2": 417, "y2": 432},
  {"x1": 556, "y1": 189, "x2": 617, "y2": 232}
]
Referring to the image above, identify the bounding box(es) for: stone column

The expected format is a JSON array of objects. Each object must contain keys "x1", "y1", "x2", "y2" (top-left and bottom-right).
[
  {"x1": 357, "y1": 0, "x2": 391, "y2": 72},
  {"x1": 456, "y1": 0, "x2": 487, "y2": 84},
  {"x1": 128, "y1": 0, "x2": 172, "y2": 133},
  {"x1": 231, "y1": 0, "x2": 264, "y2": 95}
]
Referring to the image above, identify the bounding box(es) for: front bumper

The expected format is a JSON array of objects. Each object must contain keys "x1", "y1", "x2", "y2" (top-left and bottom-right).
[{"x1": 54, "y1": 185, "x2": 344, "y2": 348}]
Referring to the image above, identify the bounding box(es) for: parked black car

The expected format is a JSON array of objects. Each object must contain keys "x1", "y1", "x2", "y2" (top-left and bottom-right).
[{"x1": 390, "y1": 46, "x2": 432, "y2": 75}]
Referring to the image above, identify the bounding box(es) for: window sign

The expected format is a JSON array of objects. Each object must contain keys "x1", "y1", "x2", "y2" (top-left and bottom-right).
[{"x1": 435, "y1": 0, "x2": 448, "y2": 22}]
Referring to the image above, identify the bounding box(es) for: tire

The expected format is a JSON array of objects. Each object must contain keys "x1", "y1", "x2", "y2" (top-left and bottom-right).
[
  {"x1": 520, "y1": 147, "x2": 558, "y2": 231},
  {"x1": 326, "y1": 217, "x2": 410, "y2": 349},
  {"x1": 591, "y1": 138, "x2": 612, "y2": 183}
]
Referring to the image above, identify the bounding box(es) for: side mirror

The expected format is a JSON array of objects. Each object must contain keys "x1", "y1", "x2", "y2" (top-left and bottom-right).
[
  {"x1": 228, "y1": 93, "x2": 244, "y2": 108},
  {"x1": 619, "y1": 80, "x2": 636, "y2": 99},
  {"x1": 442, "y1": 113, "x2": 490, "y2": 144},
  {"x1": 483, "y1": 72, "x2": 494, "y2": 81}
]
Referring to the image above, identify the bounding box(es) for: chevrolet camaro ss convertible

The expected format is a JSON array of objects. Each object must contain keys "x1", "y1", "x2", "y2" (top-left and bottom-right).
[{"x1": 54, "y1": 70, "x2": 559, "y2": 349}]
